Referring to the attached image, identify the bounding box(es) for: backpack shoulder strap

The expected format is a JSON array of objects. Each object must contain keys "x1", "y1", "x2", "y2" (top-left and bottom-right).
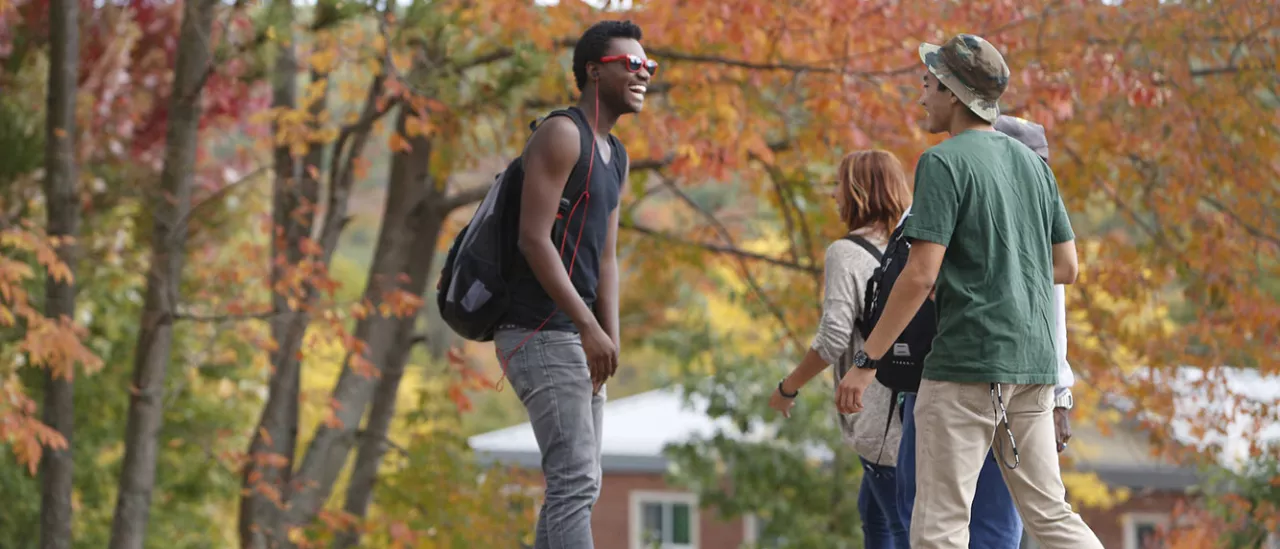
[
  {"x1": 846, "y1": 234, "x2": 883, "y2": 335},
  {"x1": 842, "y1": 234, "x2": 884, "y2": 263},
  {"x1": 530, "y1": 107, "x2": 594, "y2": 202}
]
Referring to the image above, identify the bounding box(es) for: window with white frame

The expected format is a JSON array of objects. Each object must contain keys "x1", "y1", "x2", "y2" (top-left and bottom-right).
[
  {"x1": 629, "y1": 490, "x2": 698, "y2": 549},
  {"x1": 1123, "y1": 512, "x2": 1169, "y2": 549},
  {"x1": 741, "y1": 513, "x2": 790, "y2": 548},
  {"x1": 742, "y1": 514, "x2": 759, "y2": 547}
]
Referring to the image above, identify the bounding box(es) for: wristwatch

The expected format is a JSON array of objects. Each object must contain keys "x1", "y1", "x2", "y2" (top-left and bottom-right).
[
  {"x1": 1054, "y1": 389, "x2": 1074, "y2": 410},
  {"x1": 853, "y1": 350, "x2": 875, "y2": 370}
]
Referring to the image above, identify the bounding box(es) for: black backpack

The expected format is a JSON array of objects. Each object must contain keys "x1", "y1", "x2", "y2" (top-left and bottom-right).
[
  {"x1": 855, "y1": 222, "x2": 938, "y2": 393},
  {"x1": 435, "y1": 107, "x2": 596, "y2": 342}
]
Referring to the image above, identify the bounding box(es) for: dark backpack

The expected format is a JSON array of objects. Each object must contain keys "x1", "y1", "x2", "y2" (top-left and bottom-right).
[
  {"x1": 855, "y1": 222, "x2": 938, "y2": 393},
  {"x1": 435, "y1": 107, "x2": 596, "y2": 342},
  {"x1": 840, "y1": 234, "x2": 903, "y2": 464}
]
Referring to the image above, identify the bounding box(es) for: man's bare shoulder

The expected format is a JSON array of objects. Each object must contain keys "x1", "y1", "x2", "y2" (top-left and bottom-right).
[{"x1": 526, "y1": 114, "x2": 581, "y2": 167}]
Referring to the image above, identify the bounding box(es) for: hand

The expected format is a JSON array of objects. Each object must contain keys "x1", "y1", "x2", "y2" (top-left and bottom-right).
[
  {"x1": 581, "y1": 323, "x2": 618, "y2": 388},
  {"x1": 1053, "y1": 407, "x2": 1072, "y2": 453},
  {"x1": 835, "y1": 368, "x2": 876, "y2": 414},
  {"x1": 769, "y1": 382, "x2": 797, "y2": 418}
]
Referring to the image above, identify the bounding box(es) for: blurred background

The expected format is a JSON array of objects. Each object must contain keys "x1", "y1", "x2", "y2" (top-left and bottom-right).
[{"x1": 0, "y1": 0, "x2": 1276, "y2": 548}]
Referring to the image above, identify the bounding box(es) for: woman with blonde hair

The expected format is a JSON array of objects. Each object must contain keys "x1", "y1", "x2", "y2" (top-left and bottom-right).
[{"x1": 768, "y1": 149, "x2": 913, "y2": 549}]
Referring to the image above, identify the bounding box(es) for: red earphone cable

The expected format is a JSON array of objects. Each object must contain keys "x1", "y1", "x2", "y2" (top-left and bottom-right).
[{"x1": 494, "y1": 87, "x2": 600, "y2": 390}]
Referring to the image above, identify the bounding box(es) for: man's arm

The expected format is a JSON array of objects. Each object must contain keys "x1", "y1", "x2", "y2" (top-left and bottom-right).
[
  {"x1": 517, "y1": 116, "x2": 598, "y2": 332},
  {"x1": 1052, "y1": 240, "x2": 1078, "y2": 284},
  {"x1": 834, "y1": 239, "x2": 946, "y2": 414},
  {"x1": 1053, "y1": 284, "x2": 1074, "y2": 396},
  {"x1": 595, "y1": 158, "x2": 627, "y2": 350},
  {"x1": 866, "y1": 152, "x2": 956, "y2": 359},
  {"x1": 1048, "y1": 166, "x2": 1078, "y2": 285},
  {"x1": 862, "y1": 241, "x2": 946, "y2": 360}
]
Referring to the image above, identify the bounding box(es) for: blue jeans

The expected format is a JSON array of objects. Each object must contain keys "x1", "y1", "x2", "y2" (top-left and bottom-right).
[
  {"x1": 897, "y1": 392, "x2": 1023, "y2": 548},
  {"x1": 858, "y1": 457, "x2": 911, "y2": 549},
  {"x1": 497, "y1": 328, "x2": 605, "y2": 549}
]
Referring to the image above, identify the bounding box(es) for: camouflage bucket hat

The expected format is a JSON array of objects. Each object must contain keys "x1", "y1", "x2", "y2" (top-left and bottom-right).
[{"x1": 919, "y1": 34, "x2": 1010, "y2": 124}]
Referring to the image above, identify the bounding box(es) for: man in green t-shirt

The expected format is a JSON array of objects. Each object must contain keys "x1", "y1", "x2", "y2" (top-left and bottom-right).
[{"x1": 833, "y1": 34, "x2": 1104, "y2": 549}]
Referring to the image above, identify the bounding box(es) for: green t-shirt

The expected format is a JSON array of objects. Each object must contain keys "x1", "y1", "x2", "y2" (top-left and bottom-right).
[{"x1": 902, "y1": 129, "x2": 1075, "y2": 385}]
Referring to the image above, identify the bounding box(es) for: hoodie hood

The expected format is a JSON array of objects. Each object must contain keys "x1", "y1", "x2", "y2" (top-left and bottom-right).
[{"x1": 994, "y1": 115, "x2": 1050, "y2": 161}]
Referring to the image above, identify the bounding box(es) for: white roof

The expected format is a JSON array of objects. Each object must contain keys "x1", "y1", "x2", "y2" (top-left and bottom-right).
[
  {"x1": 469, "y1": 386, "x2": 774, "y2": 457},
  {"x1": 469, "y1": 367, "x2": 1279, "y2": 475},
  {"x1": 1126, "y1": 366, "x2": 1280, "y2": 472}
]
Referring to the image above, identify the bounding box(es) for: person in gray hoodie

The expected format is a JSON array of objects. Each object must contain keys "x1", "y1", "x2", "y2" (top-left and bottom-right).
[{"x1": 770, "y1": 149, "x2": 912, "y2": 549}]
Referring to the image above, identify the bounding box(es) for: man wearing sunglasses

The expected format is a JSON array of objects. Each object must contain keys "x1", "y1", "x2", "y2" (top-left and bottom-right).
[{"x1": 494, "y1": 19, "x2": 655, "y2": 549}]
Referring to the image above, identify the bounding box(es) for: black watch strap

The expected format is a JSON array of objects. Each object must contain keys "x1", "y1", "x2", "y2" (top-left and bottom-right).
[
  {"x1": 854, "y1": 349, "x2": 876, "y2": 369},
  {"x1": 777, "y1": 380, "x2": 798, "y2": 398}
]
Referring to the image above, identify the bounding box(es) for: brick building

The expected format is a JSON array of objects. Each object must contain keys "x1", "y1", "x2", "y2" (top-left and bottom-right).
[{"x1": 470, "y1": 368, "x2": 1278, "y2": 549}]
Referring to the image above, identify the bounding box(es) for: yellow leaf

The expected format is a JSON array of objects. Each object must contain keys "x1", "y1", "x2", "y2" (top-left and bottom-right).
[
  {"x1": 218, "y1": 379, "x2": 236, "y2": 399},
  {"x1": 404, "y1": 115, "x2": 434, "y2": 138},
  {"x1": 389, "y1": 133, "x2": 412, "y2": 153},
  {"x1": 390, "y1": 51, "x2": 413, "y2": 74},
  {"x1": 308, "y1": 47, "x2": 338, "y2": 74}
]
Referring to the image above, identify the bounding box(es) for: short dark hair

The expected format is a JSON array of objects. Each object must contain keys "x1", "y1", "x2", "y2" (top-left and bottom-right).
[
  {"x1": 573, "y1": 20, "x2": 644, "y2": 91},
  {"x1": 935, "y1": 79, "x2": 987, "y2": 124}
]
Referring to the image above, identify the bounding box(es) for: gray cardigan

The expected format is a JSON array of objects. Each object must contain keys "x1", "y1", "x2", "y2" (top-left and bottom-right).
[{"x1": 809, "y1": 231, "x2": 903, "y2": 466}]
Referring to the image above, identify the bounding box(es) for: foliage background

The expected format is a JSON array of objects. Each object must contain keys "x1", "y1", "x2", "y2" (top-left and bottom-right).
[{"x1": 0, "y1": 0, "x2": 1276, "y2": 547}]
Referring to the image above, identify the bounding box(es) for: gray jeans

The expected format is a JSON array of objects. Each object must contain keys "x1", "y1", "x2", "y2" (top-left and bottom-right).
[{"x1": 496, "y1": 328, "x2": 606, "y2": 549}]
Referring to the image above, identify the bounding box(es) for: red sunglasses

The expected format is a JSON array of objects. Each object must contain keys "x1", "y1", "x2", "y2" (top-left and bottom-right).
[{"x1": 599, "y1": 54, "x2": 658, "y2": 77}]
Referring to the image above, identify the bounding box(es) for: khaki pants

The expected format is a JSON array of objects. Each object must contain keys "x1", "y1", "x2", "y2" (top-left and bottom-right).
[{"x1": 910, "y1": 379, "x2": 1104, "y2": 549}]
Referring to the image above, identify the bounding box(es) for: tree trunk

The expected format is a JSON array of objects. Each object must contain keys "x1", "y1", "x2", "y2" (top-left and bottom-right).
[
  {"x1": 108, "y1": 1, "x2": 218, "y2": 547},
  {"x1": 239, "y1": 5, "x2": 387, "y2": 545},
  {"x1": 239, "y1": 1, "x2": 308, "y2": 544},
  {"x1": 331, "y1": 205, "x2": 447, "y2": 548},
  {"x1": 329, "y1": 320, "x2": 413, "y2": 549},
  {"x1": 286, "y1": 110, "x2": 446, "y2": 527},
  {"x1": 40, "y1": 0, "x2": 80, "y2": 545}
]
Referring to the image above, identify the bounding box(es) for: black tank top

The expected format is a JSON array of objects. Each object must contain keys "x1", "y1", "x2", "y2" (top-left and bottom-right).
[{"x1": 500, "y1": 107, "x2": 626, "y2": 332}]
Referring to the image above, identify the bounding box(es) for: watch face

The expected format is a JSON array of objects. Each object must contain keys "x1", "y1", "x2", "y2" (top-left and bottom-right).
[{"x1": 854, "y1": 350, "x2": 871, "y2": 368}]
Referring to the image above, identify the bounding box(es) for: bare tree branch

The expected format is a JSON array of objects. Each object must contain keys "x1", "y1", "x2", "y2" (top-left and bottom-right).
[
  {"x1": 621, "y1": 221, "x2": 818, "y2": 274},
  {"x1": 453, "y1": 48, "x2": 516, "y2": 71},
  {"x1": 443, "y1": 153, "x2": 679, "y2": 212},
  {"x1": 181, "y1": 0, "x2": 261, "y2": 107},
  {"x1": 524, "y1": 82, "x2": 673, "y2": 110},
  {"x1": 653, "y1": 174, "x2": 805, "y2": 346},
  {"x1": 173, "y1": 309, "x2": 277, "y2": 323},
  {"x1": 443, "y1": 181, "x2": 494, "y2": 212},
  {"x1": 170, "y1": 166, "x2": 270, "y2": 240},
  {"x1": 553, "y1": 38, "x2": 915, "y2": 77},
  {"x1": 1201, "y1": 196, "x2": 1280, "y2": 247},
  {"x1": 631, "y1": 153, "x2": 677, "y2": 173},
  {"x1": 1187, "y1": 64, "x2": 1276, "y2": 78}
]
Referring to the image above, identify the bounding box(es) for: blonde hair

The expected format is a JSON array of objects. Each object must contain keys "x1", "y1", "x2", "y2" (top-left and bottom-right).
[{"x1": 836, "y1": 149, "x2": 912, "y2": 239}]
